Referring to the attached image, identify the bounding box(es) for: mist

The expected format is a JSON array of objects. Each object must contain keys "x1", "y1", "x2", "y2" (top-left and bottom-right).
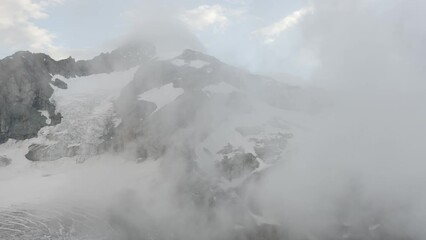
[
  {"x1": 1, "y1": 0, "x2": 426, "y2": 239},
  {"x1": 253, "y1": 0, "x2": 426, "y2": 239},
  {"x1": 107, "y1": 0, "x2": 426, "y2": 237},
  {"x1": 115, "y1": 0, "x2": 204, "y2": 60}
]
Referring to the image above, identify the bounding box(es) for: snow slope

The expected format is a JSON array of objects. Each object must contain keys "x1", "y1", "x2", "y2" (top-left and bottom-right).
[
  {"x1": 138, "y1": 83, "x2": 184, "y2": 112},
  {"x1": 203, "y1": 81, "x2": 239, "y2": 95},
  {"x1": 0, "y1": 68, "x2": 138, "y2": 208}
]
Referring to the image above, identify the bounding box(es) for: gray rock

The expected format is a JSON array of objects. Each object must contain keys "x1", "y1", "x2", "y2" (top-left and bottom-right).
[
  {"x1": 0, "y1": 155, "x2": 11, "y2": 167},
  {"x1": 25, "y1": 143, "x2": 66, "y2": 161},
  {"x1": 25, "y1": 142, "x2": 101, "y2": 162},
  {"x1": 217, "y1": 144, "x2": 259, "y2": 181},
  {"x1": 51, "y1": 78, "x2": 68, "y2": 89},
  {"x1": 0, "y1": 51, "x2": 62, "y2": 143}
]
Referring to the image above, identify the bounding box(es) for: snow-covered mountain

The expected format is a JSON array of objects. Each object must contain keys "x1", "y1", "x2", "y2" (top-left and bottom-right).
[
  {"x1": 1, "y1": 45, "x2": 407, "y2": 240},
  {"x1": 0, "y1": 42, "x2": 154, "y2": 144},
  {"x1": 0, "y1": 46, "x2": 316, "y2": 240}
]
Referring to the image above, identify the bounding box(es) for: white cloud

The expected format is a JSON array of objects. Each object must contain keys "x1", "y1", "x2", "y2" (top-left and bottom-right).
[
  {"x1": 253, "y1": 6, "x2": 314, "y2": 44},
  {"x1": 181, "y1": 5, "x2": 240, "y2": 31},
  {"x1": 0, "y1": 0, "x2": 64, "y2": 57}
]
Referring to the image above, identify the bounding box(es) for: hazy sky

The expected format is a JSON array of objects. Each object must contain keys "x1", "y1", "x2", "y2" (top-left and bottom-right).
[
  {"x1": 2, "y1": 0, "x2": 423, "y2": 82},
  {"x1": 0, "y1": 0, "x2": 313, "y2": 78}
]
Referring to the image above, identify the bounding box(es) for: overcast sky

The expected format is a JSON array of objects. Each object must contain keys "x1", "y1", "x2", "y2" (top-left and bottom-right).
[{"x1": 0, "y1": 0, "x2": 316, "y2": 79}]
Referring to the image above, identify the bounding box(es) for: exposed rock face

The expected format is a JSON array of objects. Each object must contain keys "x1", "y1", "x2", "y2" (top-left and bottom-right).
[
  {"x1": 0, "y1": 155, "x2": 11, "y2": 167},
  {"x1": 217, "y1": 143, "x2": 259, "y2": 181},
  {"x1": 73, "y1": 42, "x2": 155, "y2": 76},
  {"x1": 0, "y1": 42, "x2": 154, "y2": 144},
  {"x1": 25, "y1": 143, "x2": 79, "y2": 162},
  {"x1": 51, "y1": 78, "x2": 68, "y2": 89},
  {"x1": 0, "y1": 51, "x2": 63, "y2": 143}
]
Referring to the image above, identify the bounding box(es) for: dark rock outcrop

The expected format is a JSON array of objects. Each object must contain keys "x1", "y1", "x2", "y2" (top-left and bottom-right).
[
  {"x1": 25, "y1": 143, "x2": 79, "y2": 162},
  {"x1": 217, "y1": 143, "x2": 259, "y2": 181},
  {"x1": 51, "y1": 78, "x2": 68, "y2": 89},
  {"x1": 0, "y1": 51, "x2": 63, "y2": 143},
  {"x1": 0, "y1": 155, "x2": 11, "y2": 167}
]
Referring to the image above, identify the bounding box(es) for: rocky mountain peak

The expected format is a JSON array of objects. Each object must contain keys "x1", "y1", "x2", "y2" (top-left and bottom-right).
[{"x1": 177, "y1": 49, "x2": 219, "y2": 64}]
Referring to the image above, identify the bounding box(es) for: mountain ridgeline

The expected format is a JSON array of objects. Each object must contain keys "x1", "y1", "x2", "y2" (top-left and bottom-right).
[
  {"x1": 0, "y1": 46, "x2": 310, "y2": 240},
  {"x1": 0, "y1": 42, "x2": 155, "y2": 143},
  {"x1": 0, "y1": 44, "x2": 399, "y2": 240}
]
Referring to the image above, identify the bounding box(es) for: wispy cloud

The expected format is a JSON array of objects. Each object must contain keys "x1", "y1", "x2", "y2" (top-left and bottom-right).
[
  {"x1": 0, "y1": 0, "x2": 64, "y2": 57},
  {"x1": 253, "y1": 6, "x2": 314, "y2": 44},
  {"x1": 181, "y1": 4, "x2": 245, "y2": 31}
]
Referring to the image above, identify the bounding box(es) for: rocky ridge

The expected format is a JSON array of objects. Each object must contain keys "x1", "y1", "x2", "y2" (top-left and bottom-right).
[{"x1": 0, "y1": 42, "x2": 154, "y2": 144}]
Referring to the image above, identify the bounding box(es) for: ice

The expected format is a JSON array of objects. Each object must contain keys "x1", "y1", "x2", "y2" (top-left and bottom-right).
[
  {"x1": 138, "y1": 83, "x2": 184, "y2": 112},
  {"x1": 41, "y1": 68, "x2": 138, "y2": 149}
]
